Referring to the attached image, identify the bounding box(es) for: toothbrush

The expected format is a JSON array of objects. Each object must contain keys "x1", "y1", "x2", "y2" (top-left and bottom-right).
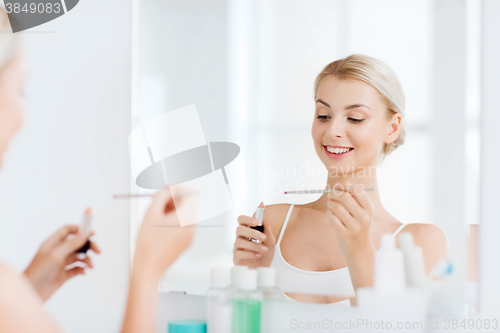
[{"x1": 250, "y1": 202, "x2": 266, "y2": 243}]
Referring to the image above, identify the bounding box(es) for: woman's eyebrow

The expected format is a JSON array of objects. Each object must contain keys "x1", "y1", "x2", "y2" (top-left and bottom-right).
[
  {"x1": 316, "y1": 99, "x2": 330, "y2": 108},
  {"x1": 316, "y1": 99, "x2": 371, "y2": 111},
  {"x1": 345, "y1": 103, "x2": 371, "y2": 110}
]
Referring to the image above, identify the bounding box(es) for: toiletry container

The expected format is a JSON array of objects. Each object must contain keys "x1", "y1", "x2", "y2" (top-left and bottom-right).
[
  {"x1": 357, "y1": 234, "x2": 427, "y2": 332},
  {"x1": 168, "y1": 320, "x2": 206, "y2": 333},
  {"x1": 232, "y1": 269, "x2": 262, "y2": 333},
  {"x1": 374, "y1": 234, "x2": 405, "y2": 293},
  {"x1": 206, "y1": 267, "x2": 232, "y2": 333},
  {"x1": 231, "y1": 265, "x2": 248, "y2": 290},
  {"x1": 397, "y1": 232, "x2": 426, "y2": 289},
  {"x1": 257, "y1": 267, "x2": 284, "y2": 333}
]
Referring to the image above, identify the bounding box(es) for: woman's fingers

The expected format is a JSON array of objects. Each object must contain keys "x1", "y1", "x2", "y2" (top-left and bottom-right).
[
  {"x1": 351, "y1": 184, "x2": 375, "y2": 215},
  {"x1": 89, "y1": 240, "x2": 101, "y2": 254},
  {"x1": 234, "y1": 249, "x2": 262, "y2": 260},
  {"x1": 337, "y1": 183, "x2": 374, "y2": 215},
  {"x1": 233, "y1": 237, "x2": 268, "y2": 255},
  {"x1": 262, "y1": 219, "x2": 274, "y2": 245},
  {"x1": 328, "y1": 200, "x2": 358, "y2": 232},
  {"x1": 150, "y1": 189, "x2": 174, "y2": 214},
  {"x1": 326, "y1": 208, "x2": 347, "y2": 236},
  {"x1": 235, "y1": 224, "x2": 266, "y2": 242},
  {"x1": 40, "y1": 225, "x2": 79, "y2": 250},
  {"x1": 54, "y1": 231, "x2": 88, "y2": 259},
  {"x1": 65, "y1": 266, "x2": 85, "y2": 278},
  {"x1": 329, "y1": 184, "x2": 374, "y2": 226},
  {"x1": 237, "y1": 215, "x2": 258, "y2": 228},
  {"x1": 65, "y1": 253, "x2": 93, "y2": 268}
]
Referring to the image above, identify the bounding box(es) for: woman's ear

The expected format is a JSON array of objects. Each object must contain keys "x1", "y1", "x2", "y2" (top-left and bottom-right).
[{"x1": 384, "y1": 112, "x2": 401, "y2": 144}]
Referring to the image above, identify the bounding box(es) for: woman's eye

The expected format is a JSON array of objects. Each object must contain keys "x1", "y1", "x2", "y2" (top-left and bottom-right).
[
  {"x1": 316, "y1": 115, "x2": 330, "y2": 121},
  {"x1": 348, "y1": 118, "x2": 364, "y2": 123}
]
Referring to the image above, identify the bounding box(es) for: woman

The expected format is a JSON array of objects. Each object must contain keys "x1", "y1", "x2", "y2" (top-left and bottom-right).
[
  {"x1": 233, "y1": 54, "x2": 449, "y2": 305},
  {"x1": 0, "y1": 9, "x2": 195, "y2": 332},
  {"x1": 0, "y1": 10, "x2": 101, "y2": 303}
]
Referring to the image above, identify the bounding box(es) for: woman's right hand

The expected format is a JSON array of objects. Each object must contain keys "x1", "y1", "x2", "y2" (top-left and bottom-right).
[
  {"x1": 233, "y1": 215, "x2": 276, "y2": 268},
  {"x1": 134, "y1": 188, "x2": 197, "y2": 279}
]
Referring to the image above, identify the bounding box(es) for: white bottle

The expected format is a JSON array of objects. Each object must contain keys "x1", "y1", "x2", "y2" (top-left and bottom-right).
[
  {"x1": 257, "y1": 267, "x2": 284, "y2": 333},
  {"x1": 357, "y1": 234, "x2": 427, "y2": 324},
  {"x1": 231, "y1": 265, "x2": 248, "y2": 290},
  {"x1": 374, "y1": 233, "x2": 405, "y2": 293},
  {"x1": 398, "y1": 232, "x2": 426, "y2": 289},
  {"x1": 206, "y1": 267, "x2": 232, "y2": 333}
]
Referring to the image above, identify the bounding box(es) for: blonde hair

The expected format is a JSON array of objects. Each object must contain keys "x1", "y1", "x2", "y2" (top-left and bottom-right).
[
  {"x1": 0, "y1": 7, "x2": 21, "y2": 74},
  {"x1": 314, "y1": 54, "x2": 405, "y2": 157}
]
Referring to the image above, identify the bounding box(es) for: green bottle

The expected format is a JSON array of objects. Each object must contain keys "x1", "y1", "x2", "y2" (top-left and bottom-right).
[{"x1": 232, "y1": 269, "x2": 262, "y2": 333}]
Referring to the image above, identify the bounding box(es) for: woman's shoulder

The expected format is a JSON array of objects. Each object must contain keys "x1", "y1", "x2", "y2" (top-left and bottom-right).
[
  {"x1": 0, "y1": 263, "x2": 62, "y2": 332},
  {"x1": 0, "y1": 261, "x2": 18, "y2": 283},
  {"x1": 400, "y1": 223, "x2": 448, "y2": 245},
  {"x1": 262, "y1": 204, "x2": 295, "y2": 239},
  {"x1": 399, "y1": 223, "x2": 449, "y2": 271},
  {"x1": 264, "y1": 203, "x2": 294, "y2": 223}
]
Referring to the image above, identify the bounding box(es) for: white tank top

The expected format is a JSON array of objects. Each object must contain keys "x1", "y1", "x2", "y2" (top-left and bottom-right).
[{"x1": 270, "y1": 204, "x2": 408, "y2": 306}]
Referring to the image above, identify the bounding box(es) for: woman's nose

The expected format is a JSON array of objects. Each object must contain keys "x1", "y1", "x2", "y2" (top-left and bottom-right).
[{"x1": 327, "y1": 117, "x2": 345, "y2": 138}]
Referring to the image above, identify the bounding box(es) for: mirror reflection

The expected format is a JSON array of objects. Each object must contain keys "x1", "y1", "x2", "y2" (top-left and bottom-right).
[{"x1": 136, "y1": 0, "x2": 479, "y2": 312}]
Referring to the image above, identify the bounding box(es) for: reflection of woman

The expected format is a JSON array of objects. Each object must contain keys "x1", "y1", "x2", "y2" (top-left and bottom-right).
[
  {"x1": 233, "y1": 54, "x2": 449, "y2": 305},
  {"x1": 0, "y1": 9, "x2": 101, "y2": 302},
  {"x1": 0, "y1": 9, "x2": 195, "y2": 332}
]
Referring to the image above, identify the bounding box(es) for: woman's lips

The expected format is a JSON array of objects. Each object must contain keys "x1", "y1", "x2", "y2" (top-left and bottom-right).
[{"x1": 324, "y1": 145, "x2": 354, "y2": 159}]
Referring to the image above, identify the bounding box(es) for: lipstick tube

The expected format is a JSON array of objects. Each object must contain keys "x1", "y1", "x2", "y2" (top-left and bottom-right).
[
  {"x1": 77, "y1": 208, "x2": 92, "y2": 255},
  {"x1": 250, "y1": 202, "x2": 266, "y2": 243}
]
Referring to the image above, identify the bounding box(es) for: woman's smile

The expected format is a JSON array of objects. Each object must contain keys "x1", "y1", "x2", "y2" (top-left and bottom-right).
[{"x1": 323, "y1": 145, "x2": 354, "y2": 159}]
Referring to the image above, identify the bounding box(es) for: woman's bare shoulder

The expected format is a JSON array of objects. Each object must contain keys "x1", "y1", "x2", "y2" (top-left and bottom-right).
[
  {"x1": 262, "y1": 204, "x2": 294, "y2": 239},
  {"x1": 0, "y1": 262, "x2": 62, "y2": 332},
  {"x1": 401, "y1": 223, "x2": 448, "y2": 246},
  {"x1": 400, "y1": 223, "x2": 449, "y2": 272},
  {"x1": 0, "y1": 262, "x2": 19, "y2": 283}
]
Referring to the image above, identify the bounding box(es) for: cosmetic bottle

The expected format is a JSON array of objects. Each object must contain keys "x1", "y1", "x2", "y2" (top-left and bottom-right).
[
  {"x1": 206, "y1": 267, "x2": 232, "y2": 333},
  {"x1": 397, "y1": 232, "x2": 426, "y2": 289},
  {"x1": 426, "y1": 259, "x2": 468, "y2": 318},
  {"x1": 168, "y1": 320, "x2": 206, "y2": 333},
  {"x1": 357, "y1": 234, "x2": 427, "y2": 329},
  {"x1": 374, "y1": 234, "x2": 405, "y2": 293},
  {"x1": 232, "y1": 269, "x2": 262, "y2": 333},
  {"x1": 231, "y1": 265, "x2": 248, "y2": 290},
  {"x1": 257, "y1": 267, "x2": 284, "y2": 333}
]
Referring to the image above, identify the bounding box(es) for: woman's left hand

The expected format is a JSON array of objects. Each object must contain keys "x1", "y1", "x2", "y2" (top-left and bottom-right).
[
  {"x1": 326, "y1": 182, "x2": 375, "y2": 261},
  {"x1": 23, "y1": 225, "x2": 101, "y2": 302}
]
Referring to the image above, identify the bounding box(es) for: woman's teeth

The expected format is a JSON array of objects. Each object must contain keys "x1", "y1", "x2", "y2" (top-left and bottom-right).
[{"x1": 326, "y1": 146, "x2": 353, "y2": 154}]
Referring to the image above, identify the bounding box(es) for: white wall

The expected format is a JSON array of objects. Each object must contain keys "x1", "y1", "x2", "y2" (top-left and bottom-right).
[{"x1": 0, "y1": 1, "x2": 132, "y2": 332}]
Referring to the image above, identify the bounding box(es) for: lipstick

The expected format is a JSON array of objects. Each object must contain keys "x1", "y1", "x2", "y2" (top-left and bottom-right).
[
  {"x1": 76, "y1": 208, "x2": 92, "y2": 256},
  {"x1": 250, "y1": 202, "x2": 266, "y2": 243}
]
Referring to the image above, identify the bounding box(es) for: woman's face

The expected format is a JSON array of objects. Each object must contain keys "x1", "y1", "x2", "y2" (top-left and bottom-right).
[
  {"x1": 311, "y1": 76, "x2": 399, "y2": 174},
  {"x1": 0, "y1": 52, "x2": 25, "y2": 168}
]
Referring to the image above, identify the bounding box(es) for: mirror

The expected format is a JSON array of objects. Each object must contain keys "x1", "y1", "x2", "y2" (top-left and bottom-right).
[{"x1": 133, "y1": 0, "x2": 479, "y2": 311}]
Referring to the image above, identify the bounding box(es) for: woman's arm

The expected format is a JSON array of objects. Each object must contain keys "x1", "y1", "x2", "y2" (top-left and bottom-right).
[
  {"x1": 120, "y1": 253, "x2": 173, "y2": 333},
  {"x1": 121, "y1": 188, "x2": 196, "y2": 333},
  {"x1": 0, "y1": 263, "x2": 63, "y2": 332}
]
